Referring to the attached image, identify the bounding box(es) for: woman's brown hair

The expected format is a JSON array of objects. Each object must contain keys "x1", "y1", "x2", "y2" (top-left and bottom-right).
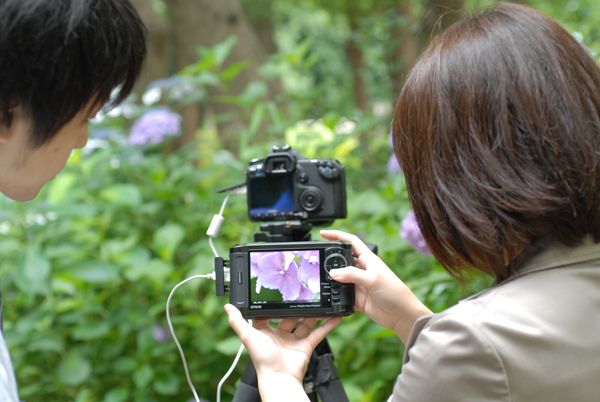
[{"x1": 392, "y1": 3, "x2": 600, "y2": 281}]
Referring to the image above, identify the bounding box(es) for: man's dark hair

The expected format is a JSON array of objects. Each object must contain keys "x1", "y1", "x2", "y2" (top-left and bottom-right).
[
  {"x1": 392, "y1": 3, "x2": 600, "y2": 281},
  {"x1": 0, "y1": 0, "x2": 147, "y2": 147}
]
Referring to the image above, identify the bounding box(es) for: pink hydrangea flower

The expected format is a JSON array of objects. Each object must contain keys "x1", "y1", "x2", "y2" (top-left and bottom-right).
[{"x1": 400, "y1": 210, "x2": 431, "y2": 255}]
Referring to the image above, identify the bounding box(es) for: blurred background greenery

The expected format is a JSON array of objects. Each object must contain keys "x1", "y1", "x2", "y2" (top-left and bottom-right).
[{"x1": 0, "y1": 0, "x2": 598, "y2": 401}]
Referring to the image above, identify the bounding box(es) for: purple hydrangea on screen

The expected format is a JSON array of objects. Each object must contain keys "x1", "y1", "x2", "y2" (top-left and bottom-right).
[
  {"x1": 298, "y1": 283, "x2": 316, "y2": 300},
  {"x1": 256, "y1": 252, "x2": 302, "y2": 300},
  {"x1": 298, "y1": 250, "x2": 320, "y2": 293},
  {"x1": 129, "y1": 109, "x2": 181, "y2": 146},
  {"x1": 399, "y1": 210, "x2": 431, "y2": 255},
  {"x1": 251, "y1": 252, "x2": 267, "y2": 293}
]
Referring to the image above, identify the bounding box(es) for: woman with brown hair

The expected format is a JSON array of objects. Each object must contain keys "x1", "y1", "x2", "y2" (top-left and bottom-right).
[{"x1": 226, "y1": 3, "x2": 600, "y2": 401}]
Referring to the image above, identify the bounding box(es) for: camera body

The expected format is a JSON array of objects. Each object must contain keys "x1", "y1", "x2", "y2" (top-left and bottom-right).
[
  {"x1": 227, "y1": 240, "x2": 354, "y2": 319},
  {"x1": 246, "y1": 145, "x2": 346, "y2": 224}
]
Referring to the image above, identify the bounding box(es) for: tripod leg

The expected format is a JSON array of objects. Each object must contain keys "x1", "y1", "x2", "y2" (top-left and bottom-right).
[
  {"x1": 305, "y1": 337, "x2": 349, "y2": 402},
  {"x1": 232, "y1": 358, "x2": 261, "y2": 402}
]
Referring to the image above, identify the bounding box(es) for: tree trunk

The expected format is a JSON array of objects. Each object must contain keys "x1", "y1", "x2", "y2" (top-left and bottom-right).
[
  {"x1": 345, "y1": 8, "x2": 369, "y2": 113},
  {"x1": 239, "y1": 0, "x2": 278, "y2": 55},
  {"x1": 164, "y1": 0, "x2": 280, "y2": 153},
  {"x1": 390, "y1": 2, "x2": 419, "y2": 100},
  {"x1": 129, "y1": 0, "x2": 169, "y2": 96}
]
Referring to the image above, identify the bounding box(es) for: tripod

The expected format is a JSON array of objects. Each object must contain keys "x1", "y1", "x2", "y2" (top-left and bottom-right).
[{"x1": 231, "y1": 222, "x2": 350, "y2": 402}]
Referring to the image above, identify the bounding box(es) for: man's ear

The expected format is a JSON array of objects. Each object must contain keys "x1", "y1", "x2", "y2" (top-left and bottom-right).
[
  {"x1": 0, "y1": 116, "x2": 13, "y2": 143},
  {"x1": 0, "y1": 105, "x2": 24, "y2": 143}
]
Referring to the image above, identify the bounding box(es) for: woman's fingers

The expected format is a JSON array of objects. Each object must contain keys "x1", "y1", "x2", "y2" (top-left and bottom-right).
[
  {"x1": 277, "y1": 318, "x2": 301, "y2": 333},
  {"x1": 320, "y1": 230, "x2": 373, "y2": 258},
  {"x1": 305, "y1": 317, "x2": 342, "y2": 346}
]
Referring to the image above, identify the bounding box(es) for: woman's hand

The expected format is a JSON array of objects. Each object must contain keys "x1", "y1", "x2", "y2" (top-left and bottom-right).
[
  {"x1": 225, "y1": 305, "x2": 342, "y2": 402},
  {"x1": 320, "y1": 230, "x2": 432, "y2": 344}
]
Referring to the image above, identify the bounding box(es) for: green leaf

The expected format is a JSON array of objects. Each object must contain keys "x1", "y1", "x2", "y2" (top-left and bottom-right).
[
  {"x1": 152, "y1": 222, "x2": 185, "y2": 261},
  {"x1": 72, "y1": 321, "x2": 112, "y2": 340},
  {"x1": 249, "y1": 103, "x2": 265, "y2": 134},
  {"x1": 28, "y1": 335, "x2": 64, "y2": 353},
  {"x1": 100, "y1": 184, "x2": 142, "y2": 207},
  {"x1": 101, "y1": 234, "x2": 139, "y2": 260},
  {"x1": 191, "y1": 71, "x2": 221, "y2": 86},
  {"x1": 13, "y1": 246, "x2": 50, "y2": 295},
  {"x1": 240, "y1": 81, "x2": 268, "y2": 103},
  {"x1": 0, "y1": 238, "x2": 20, "y2": 254},
  {"x1": 125, "y1": 259, "x2": 172, "y2": 284},
  {"x1": 47, "y1": 172, "x2": 77, "y2": 205},
  {"x1": 57, "y1": 352, "x2": 92, "y2": 386},
  {"x1": 215, "y1": 336, "x2": 243, "y2": 356},
  {"x1": 112, "y1": 357, "x2": 138, "y2": 373},
  {"x1": 133, "y1": 364, "x2": 154, "y2": 390},
  {"x1": 153, "y1": 374, "x2": 180, "y2": 395},
  {"x1": 213, "y1": 35, "x2": 238, "y2": 67},
  {"x1": 221, "y1": 60, "x2": 251, "y2": 82},
  {"x1": 69, "y1": 259, "x2": 121, "y2": 284},
  {"x1": 102, "y1": 387, "x2": 130, "y2": 402}
]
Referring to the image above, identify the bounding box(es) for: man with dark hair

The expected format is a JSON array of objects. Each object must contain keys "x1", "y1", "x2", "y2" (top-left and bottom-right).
[{"x1": 0, "y1": 0, "x2": 146, "y2": 399}]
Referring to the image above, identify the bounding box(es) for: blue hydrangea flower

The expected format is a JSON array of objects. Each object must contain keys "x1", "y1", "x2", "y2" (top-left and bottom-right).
[
  {"x1": 400, "y1": 210, "x2": 431, "y2": 255},
  {"x1": 129, "y1": 109, "x2": 181, "y2": 146}
]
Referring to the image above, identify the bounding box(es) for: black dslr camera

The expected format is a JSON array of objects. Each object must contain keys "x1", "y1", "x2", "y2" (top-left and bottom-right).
[
  {"x1": 215, "y1": 145, "x2": 354, "y2": 319},
  {"x1": 246, "y1": 145, "x2": 346, "y2": 224}
]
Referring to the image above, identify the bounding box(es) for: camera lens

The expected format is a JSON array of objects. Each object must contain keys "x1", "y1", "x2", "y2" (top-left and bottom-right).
[{"x1": 299, "y1": 188, "x2": 323, "y2": 211}]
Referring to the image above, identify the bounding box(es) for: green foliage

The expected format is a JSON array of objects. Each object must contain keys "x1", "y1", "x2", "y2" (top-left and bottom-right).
[
  {"x1": 3, "y1": 1, "x2": 598, "y2": 400},
  {"x1": 0, "y1": 123, "x2": 489, "y2": 402}
]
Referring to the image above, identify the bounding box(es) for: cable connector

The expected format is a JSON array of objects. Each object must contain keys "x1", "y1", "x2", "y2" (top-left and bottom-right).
[
  {"x1": 207, "y1": 214, "x2": 225, "y2": 238},
  {"x1": 215, "y1": 257, "x2": 231, "y2": 296}
]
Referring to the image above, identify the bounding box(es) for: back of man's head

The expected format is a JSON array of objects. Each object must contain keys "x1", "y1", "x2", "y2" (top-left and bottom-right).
[{"x1": 0, "y1": 0, "x2": 147, "y2": 147}]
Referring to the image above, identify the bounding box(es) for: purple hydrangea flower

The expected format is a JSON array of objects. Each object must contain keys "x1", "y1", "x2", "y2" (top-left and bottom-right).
[
  {"x1": 298, "y1": 283, "x2": 316, "y2": 301},
  {"x1": 387, "y1": 129, "x2": 402, "y2": 175},
  {"x1": 387, "y1": 155, "x2": 402, "y2": 174},
  {"x1": 152, "y1": 324, "x2": 172, "y2": 343},
  {"x1": 255, "y1": 252, "x2": 302, "y2": 301},
  {"x1": 129, "y1": 109, "x2": 181, "y2": 146},
  {"x1": 298, "y1": 250, "x2": 320, "y2": 294},
  {"x1": 399, "y1": 210, "x2": 431, "y2": 255}
]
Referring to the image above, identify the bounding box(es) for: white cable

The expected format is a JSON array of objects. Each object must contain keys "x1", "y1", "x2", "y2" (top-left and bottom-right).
[
  {"x1": 166, "y1": 274, "x2": 213, "y2": 402},
  {"x1": 209, "y1": 236, "x2": 219, "y2": 258},
  {"x1": 219, "y1": 192, "x2": 231, "y2": 216},
  {"x1": 166, "y1": 187, "x2": 248, "y2": 401},
  {"x1": 216, "y1": 340, "x2": 247, "y2": 402}
]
